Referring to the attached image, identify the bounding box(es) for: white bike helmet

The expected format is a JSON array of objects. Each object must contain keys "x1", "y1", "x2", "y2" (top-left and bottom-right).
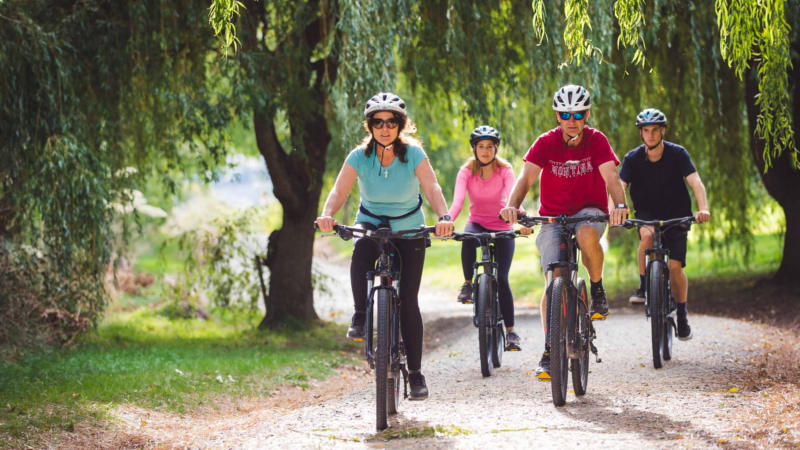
[
  {"x1": 552, "y1": 84, "x2": 592, "y2": 112},
  {"x1": 364, "y1": 92, "x2": 407, "y2": 118},
  {"x1": 636, "y1": 108, "x2": 667, "y2": 128}
]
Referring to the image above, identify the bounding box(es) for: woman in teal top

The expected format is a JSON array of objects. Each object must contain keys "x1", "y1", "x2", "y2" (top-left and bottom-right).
[{"x1": 316, "y1": 92, "x2": 453, "y2": 400}]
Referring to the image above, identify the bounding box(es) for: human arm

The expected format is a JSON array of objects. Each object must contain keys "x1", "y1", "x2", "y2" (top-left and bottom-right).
[
  {"x1": 416, "y1": 158, "x2": 454, "y2": 236},
  {"x1": 686, "y1": 172, "x2": 710, "y2": 223},
  {"x1": 315, "y1": 163, "x2": 357, "y2": 232},
  {"x1": 447, "y1": 167, "x2": 468, "y2": 221},
  {"x1": 500, "y1": 161, "x2": 541, "y2": 224},
  {"x1": 598, "y1": 160, "x2": 628, "y2": 226}
]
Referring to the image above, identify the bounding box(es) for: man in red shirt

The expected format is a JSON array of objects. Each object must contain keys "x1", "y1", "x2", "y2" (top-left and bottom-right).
[{"x1": 500, "y1": 84, "x2": 628, "y2": 379}]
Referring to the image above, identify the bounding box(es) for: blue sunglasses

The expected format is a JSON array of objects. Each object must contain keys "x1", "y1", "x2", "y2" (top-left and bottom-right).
[{"x1": 559, "y1": 111, "x2": 587, "y2": 121}]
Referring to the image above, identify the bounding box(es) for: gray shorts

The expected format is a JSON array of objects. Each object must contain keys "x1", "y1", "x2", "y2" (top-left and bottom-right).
[{"x1": 535, "y1": 207, "x2": 607, "y2": 272}]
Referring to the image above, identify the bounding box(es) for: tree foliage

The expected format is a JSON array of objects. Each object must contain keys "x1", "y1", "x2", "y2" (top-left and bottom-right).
[{"x1": 0, "y1": 0, "x2": 231, "y2": 345}]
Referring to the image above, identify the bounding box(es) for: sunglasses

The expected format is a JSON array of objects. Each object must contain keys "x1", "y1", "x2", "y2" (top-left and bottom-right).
[
  {"x1": 558, "y1": 111, "x2": 587, "y2": 121},
  {"x1": 368, "y1": 117, "x2": 400, "y2": 129}
]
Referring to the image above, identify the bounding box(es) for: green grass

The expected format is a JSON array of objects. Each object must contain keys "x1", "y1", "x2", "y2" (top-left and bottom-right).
[
  {"x1": 424, "y1": 230, "x2": 782, "y2": 304},
  {"x1": 0, "y1": 309, "x2": 358, "y2": 444}
]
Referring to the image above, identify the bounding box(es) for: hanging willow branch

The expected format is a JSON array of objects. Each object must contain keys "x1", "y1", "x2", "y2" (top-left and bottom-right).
[
  {"x1": 531, "y1": 0, "x2": 547, "y2": 44},
  {"x1": 563, "y1": 0, "x2": 597, "y2": 65},
  {"x1": 716, "y1": 0, "x2": 797, "y2": 170},
  {"x1": 614, "y1": 0, "x2": 646, "y2": 67}
]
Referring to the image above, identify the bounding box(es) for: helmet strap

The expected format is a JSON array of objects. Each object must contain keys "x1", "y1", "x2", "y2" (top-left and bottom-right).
[{"x1": 473, "y1": 148, "x2": 496, "y2": 167}]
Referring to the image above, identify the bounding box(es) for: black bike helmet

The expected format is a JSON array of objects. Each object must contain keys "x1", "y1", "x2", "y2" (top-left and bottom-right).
[
  {"x1": 469, "y1": 125, "x2": 501, "y2": 146},
  {"x1": 636, "y1": 108, "x2": 667, "y2": 128}
]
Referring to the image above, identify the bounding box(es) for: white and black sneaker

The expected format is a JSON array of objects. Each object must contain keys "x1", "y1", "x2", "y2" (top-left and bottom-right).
[{"x1": 629, "y1": 288, "x2": 645, "y2": 305}]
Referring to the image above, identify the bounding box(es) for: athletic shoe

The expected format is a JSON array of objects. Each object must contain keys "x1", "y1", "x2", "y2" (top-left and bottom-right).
[
  {"x1": 457, "y1": 282, "x2": 473, "y2": 304},
  {"x1": 535, "y1": 351, "x2": 551, "y2": 380},
  {"x1": 590, "y1": 287, "x2": 609, "y2": 320},
  {"x1": 505, "y1": 330, "x2": 521, "y2": 351},
  {"x1": 677, "y1": 316, "x2": 693, "y2": 340},
  {"x1": 408, "y1": 372, "x2": 429, "y2": 400},
  {"x1": 346, "y1": 312, "x2": 366, "y2": 341},
  {"x1": 629, "y1": 288, "x2": 645, "y2": 304}
]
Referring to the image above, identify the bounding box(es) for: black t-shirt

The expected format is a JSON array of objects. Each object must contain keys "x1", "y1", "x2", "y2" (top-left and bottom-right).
[{"x1": 619, "y1": 141, "x2": 696, "y2": 220}]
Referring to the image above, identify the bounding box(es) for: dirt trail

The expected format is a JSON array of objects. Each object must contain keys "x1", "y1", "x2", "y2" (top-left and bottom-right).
[{"x1": 90, "y1": 286, "x2": 799, "y2": 449}]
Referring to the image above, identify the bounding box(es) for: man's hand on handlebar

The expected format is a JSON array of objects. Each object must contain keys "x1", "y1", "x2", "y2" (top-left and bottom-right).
[
  {"x1": 695, "y1": 210, "x2": 710, "y2": 224},
  {"x1": 499, "y1": 206, "x2": 521, "y2": 224}
]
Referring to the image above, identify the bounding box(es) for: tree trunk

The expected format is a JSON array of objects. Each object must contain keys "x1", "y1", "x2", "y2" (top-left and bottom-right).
[
  {"x1": 252, "y1": 107, "x2": 328, "y2": 328},
  {"x1": 744, "y1": 64, "x2": 800, "y2": 285}
]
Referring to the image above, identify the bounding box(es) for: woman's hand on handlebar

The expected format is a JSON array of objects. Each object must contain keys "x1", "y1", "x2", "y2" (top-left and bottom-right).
[
  {"x1": 519, "y1": 226, "x2": 533, "y2": 235},
  {"x1": 315, "y1": 215, "x2": 337, "y2": 232},
  {"x1": 695, "y1": 210, "x2": 710, "y2": 224},
  {"x1": 435, "y1": 217, "x2": 454, "y2": 237}
]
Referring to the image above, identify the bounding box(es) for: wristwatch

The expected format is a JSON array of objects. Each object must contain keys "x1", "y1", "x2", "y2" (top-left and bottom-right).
[
  {"x1": 616, "y1": 203, "x2": 628, "y2": 209},
  {"x1": 439, "y1": 214, "x2": 452, "y2": 221}
]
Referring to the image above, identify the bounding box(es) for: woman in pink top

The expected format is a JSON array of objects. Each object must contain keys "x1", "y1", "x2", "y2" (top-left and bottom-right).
[{"x1": 448, "y1": 126, "x2": 528, "y2": 351}]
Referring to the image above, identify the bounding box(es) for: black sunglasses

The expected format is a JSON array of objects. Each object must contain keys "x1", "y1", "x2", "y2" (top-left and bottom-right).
[
  {"x1": 558, "y1": 111, "x2": 587, "y2": 121},
  {"x1": 368, "y1": 117, "x2": 400, "y2": 129}
]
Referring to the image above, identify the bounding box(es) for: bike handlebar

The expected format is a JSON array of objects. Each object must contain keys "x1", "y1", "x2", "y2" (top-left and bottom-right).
[
  {"x1": 514, "y1": 213, "x2": 609, "y2": 228},
  {"x1": 317, "y1": 224, "x2": 437, "y2": 241},
  {"x1": 450, "y1": 230, "x2": 524, "y2": 242},
  {"x1": 619, "y1": 216, "x2": 696, "y2": 230}
]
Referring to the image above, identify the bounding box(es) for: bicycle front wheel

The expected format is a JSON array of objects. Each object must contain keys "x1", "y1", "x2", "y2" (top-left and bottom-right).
[
  {"x1": 375, "y1": 288, "x2": 391, "y2": 430},
  {"x1": 477, "y1": 274, "x2": 493, "y2": 377},
  {"x1": 571, "y1": 278, "x2": 590, "y2": 396},
  {"x1": 549, "y1": 277, "x2": 569, "y2": 406},
  {"x1": 649, "y1": 262, "x2": 666, "y2": 369}
]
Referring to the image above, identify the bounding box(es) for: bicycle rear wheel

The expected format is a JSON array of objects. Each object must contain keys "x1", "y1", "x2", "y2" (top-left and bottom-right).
[
  {"x1": 549, "y1": 277, "x2": 569, "y2": 406},
  {"x1": 571, "y1": 279, "x2": 590, "y2": 396},
  {"x1": 375, "y1": 289, "x2": 391, "y2": 430},
  {"x1": 649, "y1": 262, "x2": 666, "y2": 369},
  {"x1": 477, "y1": 274, "x2": 493, "y2": 377}
]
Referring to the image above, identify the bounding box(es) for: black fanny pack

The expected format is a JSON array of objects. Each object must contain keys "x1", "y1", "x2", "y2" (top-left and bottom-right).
[{"x1": 359, "y1": 194, "x2": 423, "y2": 228}]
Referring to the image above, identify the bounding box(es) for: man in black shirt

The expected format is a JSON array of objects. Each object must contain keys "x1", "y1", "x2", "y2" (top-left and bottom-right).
[{"x1": 619, "y1": 108, "x2": 710, "y2": 340}]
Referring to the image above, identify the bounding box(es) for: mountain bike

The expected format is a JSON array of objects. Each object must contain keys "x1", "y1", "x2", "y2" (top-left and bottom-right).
[
  {"x1": 321, "y1": 224, "x2": 435, "y2": 431},
  {"x1": 452, "y1": 230, "x2": 523, "y2": 377},
  {"x1": 620, "y1": 216, "x2": 695, "y2": 369},
  {"x1": 517, "y1": 214, "x2": 606, "y2": 407}
]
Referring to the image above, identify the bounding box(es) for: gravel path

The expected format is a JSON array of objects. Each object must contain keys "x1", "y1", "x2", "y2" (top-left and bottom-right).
[
  {"x1": 96, "y1": 246, "x2": 793, "y2": 448},
  {"x1": 228, "y1": 287, "x2": 770, "y2": 449}
]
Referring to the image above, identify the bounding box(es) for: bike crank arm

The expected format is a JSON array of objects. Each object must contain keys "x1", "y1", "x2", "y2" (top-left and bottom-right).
[{"x1": 590, "y1": 342, "x2": 602, "y2": 363}]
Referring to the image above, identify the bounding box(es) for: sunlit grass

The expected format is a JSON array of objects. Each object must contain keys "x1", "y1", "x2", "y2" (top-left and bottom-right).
[{"x1": 0, "y1": 309, "x2": 358, "y2": 442}]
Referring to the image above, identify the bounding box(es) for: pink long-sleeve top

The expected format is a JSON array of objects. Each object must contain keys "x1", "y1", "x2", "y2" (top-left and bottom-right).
[{"x1": 448, "y1": 164, "x2": 516, "y2": 231}]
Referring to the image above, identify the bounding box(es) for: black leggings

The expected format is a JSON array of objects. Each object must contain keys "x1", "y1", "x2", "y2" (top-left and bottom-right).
[
  {"x1": 350, "y1": 227, "x2": 427, "y2": 371},
  {"x1": 461, "y1": 222, "x2": 516, "y2": 328}
]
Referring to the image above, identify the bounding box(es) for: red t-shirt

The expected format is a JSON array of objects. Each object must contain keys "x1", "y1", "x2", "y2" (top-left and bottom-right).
[{"x1": 523, "y1": 126, "x2": 619, "y2": 216}]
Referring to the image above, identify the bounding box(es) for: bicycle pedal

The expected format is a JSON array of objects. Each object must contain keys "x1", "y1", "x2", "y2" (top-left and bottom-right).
[
  {"x1": 536, "y1": 372, "x2": 551, "y2": 381},
  {"x1": 351, "y1": 337, "x2": 364, "y2": 342}
]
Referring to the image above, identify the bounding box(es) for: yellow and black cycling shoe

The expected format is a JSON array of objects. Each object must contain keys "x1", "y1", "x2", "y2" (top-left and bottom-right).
[
  {"x1": 505, "y1": 331, "x2": 521, "y2": 351},
  {"x1": 590, "y1": 292, "x2": 609, "y2": 321},
  {"x1": 535, "y1": 351, "x2": 550, "y2": 380}
]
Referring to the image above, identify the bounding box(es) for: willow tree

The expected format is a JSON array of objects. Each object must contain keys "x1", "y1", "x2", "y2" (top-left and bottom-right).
[
  {"x1": 211, "y1": 0, "x2": 798, "y2": 330},
  {"x1": 547, "y1": 0, "x2": 799, "y2": 282},
  {"x1": 0, "y1": 0, "x2": 230, "y2": 345}
]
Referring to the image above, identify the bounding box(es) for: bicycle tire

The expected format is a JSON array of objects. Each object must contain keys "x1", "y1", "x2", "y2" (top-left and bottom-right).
[
  {"x1": 549, "y1": 277, "x2": 569, "y2": 406},
  {"x1": 375, "y1": 289, "x2": 391, "y2": 430},
  {"x1": 649, "y1": 261, "x2": 666, "y2": 369},
  {"x1": 477, "y1": 274, "x2": 493, "y2": 377},
  {"x1": 386, "y1": 296, "x2": 400, "y2": 415},
  {"x1": 571, "y1": 278, "x2": 590, "y2": 396},
  {"x1": 491, "y1": 278, "x2": 503, "y2": 368},
  {"x1": 663, "y1": 316, "x2": 674, "y2": 361}
]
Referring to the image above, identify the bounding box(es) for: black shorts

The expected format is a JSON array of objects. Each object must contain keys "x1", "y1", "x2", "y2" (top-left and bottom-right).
[{"x1": 640, "y1": 225, "x2": 688, "y2": 267}]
